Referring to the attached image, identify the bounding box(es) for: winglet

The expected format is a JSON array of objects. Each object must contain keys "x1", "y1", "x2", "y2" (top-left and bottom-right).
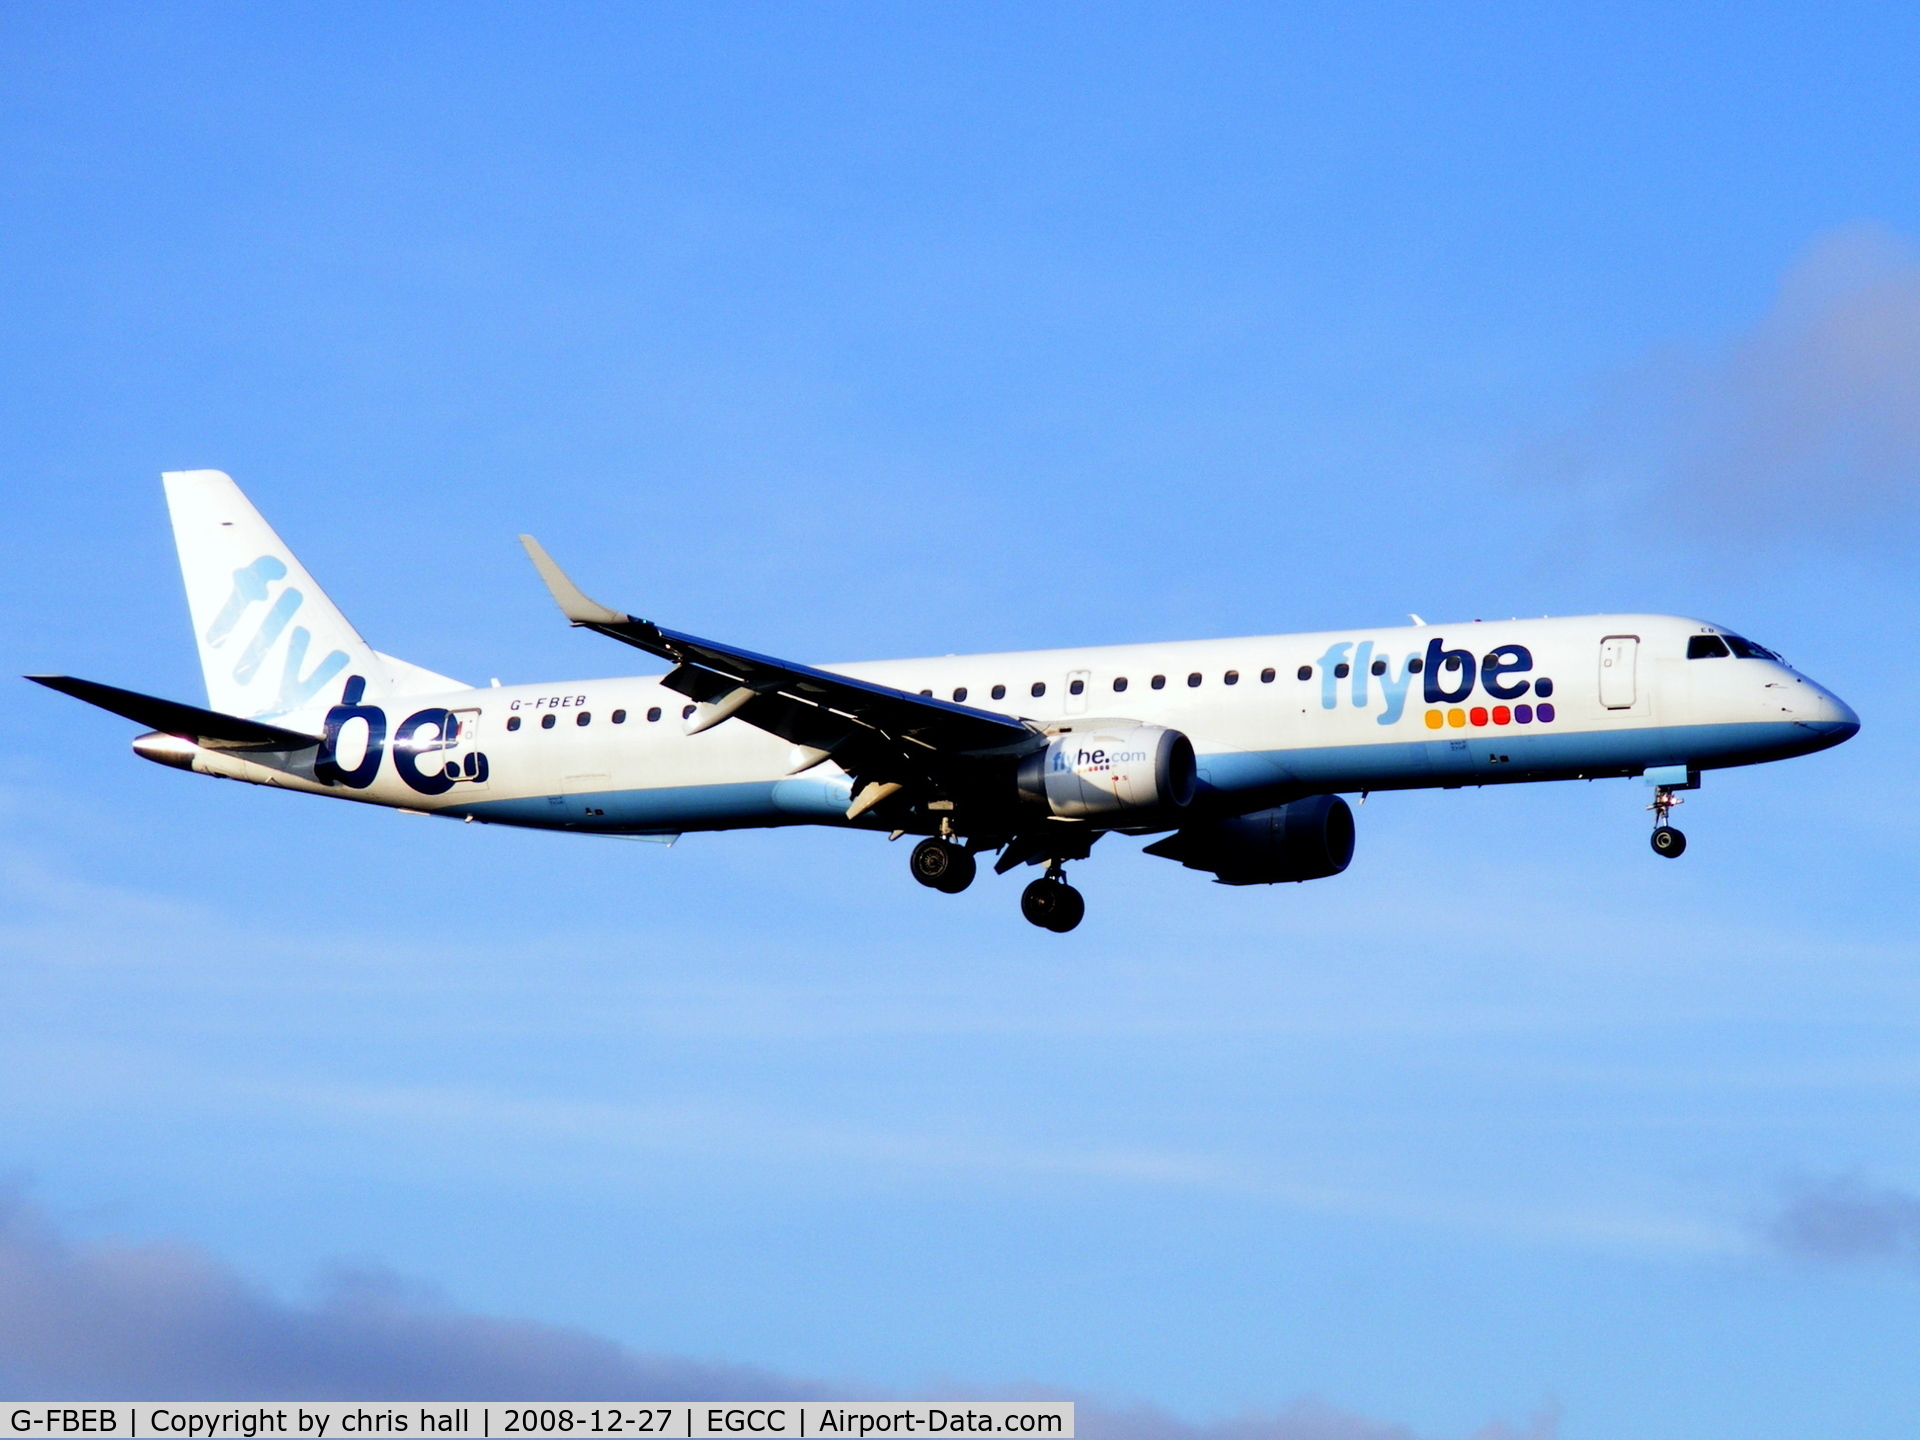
[{"x1": 518, "y1": 536, "x2": 631, "y2": 627}]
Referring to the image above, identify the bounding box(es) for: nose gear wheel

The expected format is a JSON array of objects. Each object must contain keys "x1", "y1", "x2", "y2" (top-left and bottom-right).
[{"x1": 1651, "y1": 825, "x2": 1686, "y2": 857}]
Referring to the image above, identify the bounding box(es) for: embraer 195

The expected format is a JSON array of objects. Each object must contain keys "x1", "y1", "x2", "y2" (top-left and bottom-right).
[{"x1": 30, "y1": 471, "x2": 1861, "y2": 932}]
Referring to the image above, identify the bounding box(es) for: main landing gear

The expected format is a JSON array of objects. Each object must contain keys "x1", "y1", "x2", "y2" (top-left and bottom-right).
[
  {"x1": 1649, "y1": 786, "x2": 1687, "y2": 859},
  {"x1": 1020, "y1": 867, "x2": 1085, "y2": 933},
  {"x1": 908, "y1": 835, "x2": 1085, "y2": 932},
  {"x1": 909, "y1": 837, "x2": 976, "y2": 893}
]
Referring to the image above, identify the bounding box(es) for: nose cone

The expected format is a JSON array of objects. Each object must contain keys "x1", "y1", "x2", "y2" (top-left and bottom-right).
[{"x1": 1801, "y1": 682, "x2": 1861, "y2": 746}]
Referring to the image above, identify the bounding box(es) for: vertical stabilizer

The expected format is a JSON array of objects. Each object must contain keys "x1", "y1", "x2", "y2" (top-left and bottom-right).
[{"x1": 162, "y1": 470, "x2": 462, "y2": 728}]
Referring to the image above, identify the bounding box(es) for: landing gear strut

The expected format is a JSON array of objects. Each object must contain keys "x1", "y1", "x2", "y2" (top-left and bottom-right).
[
  {"x1": 1020, "y1": 865, "x2": 1085, "y2": 933},
  {"x1": 910, "y1": 837, "x2": 976, "y2": 893},
  {"x1": 1649, "y1": 786, "x2": 1687, "y2": 859}
]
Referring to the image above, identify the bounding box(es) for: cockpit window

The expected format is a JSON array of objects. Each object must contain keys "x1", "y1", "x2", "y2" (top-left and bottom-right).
[
  {"x1": 1687, "y1": 635, "x2": 1731, "y2": 659},
  {"x1": 1723, "y1": 634, "x2": 1782, "y2": 661}
]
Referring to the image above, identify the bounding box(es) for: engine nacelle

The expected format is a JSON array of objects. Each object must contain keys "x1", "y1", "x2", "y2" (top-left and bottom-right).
[
  {"x1": 1143, "y1": 794, "x2": 1355, "y2": 885},
  {"x1": 1016, "y1": 725, "x2": 1197, "y2": 820}
]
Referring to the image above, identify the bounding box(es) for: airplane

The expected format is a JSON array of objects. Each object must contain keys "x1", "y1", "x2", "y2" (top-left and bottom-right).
[{"x1": 29, "y1": 470, "x2": 1861, "y2": 932}]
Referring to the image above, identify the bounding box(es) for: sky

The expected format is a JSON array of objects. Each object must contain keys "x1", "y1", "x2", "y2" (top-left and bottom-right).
[{"x1": 4, "y1": 5, "x2": 1920, "y2": 1437}]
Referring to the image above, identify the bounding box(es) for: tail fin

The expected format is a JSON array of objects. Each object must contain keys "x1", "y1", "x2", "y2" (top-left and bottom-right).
[{"x1": 162, "y1": 470, "x2": 464, "y2": 726}]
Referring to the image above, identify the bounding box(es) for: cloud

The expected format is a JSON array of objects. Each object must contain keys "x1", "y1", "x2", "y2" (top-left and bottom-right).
[
  {"x1": 1767, "y1": 1174, "x2": 1920, "y2": 1265},
  {"x1": 1541, "y1": 222, "x2": 1920, "y2": 538},
  {"x1": 0, "y1": 1194, "x2": 1553, "y2": 1440},
  {"x1": 0, "y1": 1194, "x2": 819, "y2": 1401}
]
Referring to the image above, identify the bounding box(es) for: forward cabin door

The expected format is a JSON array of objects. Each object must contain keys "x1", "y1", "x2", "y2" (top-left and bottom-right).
[{"x1": 1599, "y1": 636, "x2": 1639, "y2": 710}]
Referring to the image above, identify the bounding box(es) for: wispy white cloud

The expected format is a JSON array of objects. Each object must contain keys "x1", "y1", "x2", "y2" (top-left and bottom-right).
[
  {"x1": 0, "y1": 1195, "x2": 1554, "y2": 1439},
  {"x1": 1538, "y1": 222, "x2": 1920, "y2": 539}
]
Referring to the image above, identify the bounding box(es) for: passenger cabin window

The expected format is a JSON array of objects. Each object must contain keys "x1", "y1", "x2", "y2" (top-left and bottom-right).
[
  {"x1": 1444, "y1": 655, "x2": 1462, "y2": 672},
  {"x1": 1260, "y1": 668, "x2": 1275, "y2": 683},
  {"x1": 1187, "y1": 672, "x2": 1202, "y2": 687},
  {"x1": 682, "y1": 704, "x2": 697, "y2": 720},
  {"x1": 611, "y1": 709, "x2": 627, "y2": 724},
  {"x1": 991, "y1": 684, "x2": 1006, "y2": 700},
  {"x1": 1408, "y1": 657, "x2": 1423, "y2": 673},
  {"x1": 1151, "y1": 675, "x2": 1167, "y2": 690},
  {"x1": 1069, "y1": 678, "x2": 1085, "y2": 695},
  {"x1": 1031, "y1": 681, "x2": 1046, "y2": 697},
  {"x1": 647, "y1": 707, "x2": 662, "y2": 722},
  {"x1": 1334, "y1": 663, "x2": 1350, "y2": 679},
  {"x1": 919, "y1": 689, "x2": 933, "y2": 697},
  {"x1": 506, "y1": 715, "x2": 521, "y2": 731},
  {"x1": 1297, "y1": 665, "x2": 1312, "y2": 681},
  {"x1": 1723, "y1": 634, "x2": 1780, "y2": 661},
  {"x1": 1224, "y1": 670, "x2": 1239, "y2": 685},
  {"x1": 541, "y1": 713, "x2": 556, "y2": 729},
  {"x1": 577, "y1": 712, "x2": 591, "y2": 726},
  {"x1": 1688, "y1": 635, "x2": 1731, "y2": 659},
  {"x1": 953, "y1": 686, "x2": 968, "y2": 702},
  {"x1": 1113, "y1": 677, "x2": 1129, "y2": 692}
]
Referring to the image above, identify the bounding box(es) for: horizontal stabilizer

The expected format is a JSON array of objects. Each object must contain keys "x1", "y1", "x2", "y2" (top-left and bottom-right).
[{"x1": 24, "y1": 675, "x2": 320, "y2": 750}]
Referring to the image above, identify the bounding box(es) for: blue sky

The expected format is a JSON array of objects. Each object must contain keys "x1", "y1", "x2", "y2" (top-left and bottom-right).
[{"x1": 5, "y1": 5, "x2": 1920, "y2": 1437}]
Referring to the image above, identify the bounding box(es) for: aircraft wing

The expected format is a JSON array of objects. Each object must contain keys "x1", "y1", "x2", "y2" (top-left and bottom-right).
[
  {"x1": 25, "y1": 674, "x2": 321, "y2": 750},
  {"x1": 518, "y1": 537, "x2": 1035, "y2": 760}
]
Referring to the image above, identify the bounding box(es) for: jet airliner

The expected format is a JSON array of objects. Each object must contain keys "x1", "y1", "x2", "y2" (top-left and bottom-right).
[{"x1": 30, "y1": 471, "x2": 1860, "y2": 931}]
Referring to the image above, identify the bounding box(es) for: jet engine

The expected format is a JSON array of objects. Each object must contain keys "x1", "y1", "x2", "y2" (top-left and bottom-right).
[
  {"x1": 1143, "y1": 794, "x2": 1354, "y2": 885},
  {"x1": 1016, "y1": 725, "x2": 1197, "y2": 820}
]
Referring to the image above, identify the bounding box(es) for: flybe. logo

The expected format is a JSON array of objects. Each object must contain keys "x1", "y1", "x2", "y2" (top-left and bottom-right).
[
  {"x1": 1314, "y1": 638, "x2": 1558, "y2": 729},
  {"x1": 205, "y1": 555, "x2": 350, "y2": 718}
]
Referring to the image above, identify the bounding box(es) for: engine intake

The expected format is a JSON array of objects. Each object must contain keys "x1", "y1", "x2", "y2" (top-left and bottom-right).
[
  {"x1": 1016, "y1": 725, "x2": 1197, "y2": 820},
  {"x1": 1143, "y1": 794, "x2": 1355, "y2": 885}
]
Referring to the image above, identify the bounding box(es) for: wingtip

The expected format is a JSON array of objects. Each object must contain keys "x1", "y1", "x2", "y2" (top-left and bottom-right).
[{"x1": 518, "y1": 535, "x2": 630, "y2": 627}]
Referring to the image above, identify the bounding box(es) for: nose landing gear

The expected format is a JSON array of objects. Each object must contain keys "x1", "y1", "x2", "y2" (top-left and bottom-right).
[{"x1": 1648, "y1": 786, "x2": 1686, "y2": 859}]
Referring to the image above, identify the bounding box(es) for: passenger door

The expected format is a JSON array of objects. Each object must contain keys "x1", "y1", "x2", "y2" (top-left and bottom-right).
[
  {"x1": 1599, "y1": 636, "x2": 1638, "y2": 710},
  {"x1": 445, "y1": 708, "x2": 490, "y2": 790}
]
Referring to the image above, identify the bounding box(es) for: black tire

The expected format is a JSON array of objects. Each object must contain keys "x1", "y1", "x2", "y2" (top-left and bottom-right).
[
  {"x1": 1021, "y1": 878, "x2": 1084, "y2": 932},
  {"x1": 936, "y1": 845, "x2": 976, "y2": 894},
  {"x1": 1021, "y1": 878, "x2": 1061, "y2": 927},
  {"x1": 1651, "y1": 826, "x2": 1687, "y2": 858},
  {"x1": 911, "y1": 838, "x2": 960, "y2": 889},
  {"x1": 1046, "y1": 883, "x2": 1085, "y2": 933}
]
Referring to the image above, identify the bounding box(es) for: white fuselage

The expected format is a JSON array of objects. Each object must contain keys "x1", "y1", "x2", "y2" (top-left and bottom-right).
[{"x1": 170, "y1": 613, "x2": 1858, "y2": 839}]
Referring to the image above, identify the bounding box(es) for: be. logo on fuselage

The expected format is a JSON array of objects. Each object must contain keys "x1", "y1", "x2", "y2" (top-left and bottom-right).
[{"x1": 314, "y1": 677, "x2": 489, "y2": 794}]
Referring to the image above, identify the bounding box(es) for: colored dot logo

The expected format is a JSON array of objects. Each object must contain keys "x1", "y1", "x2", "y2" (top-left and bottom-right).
[{"x1": 1425, "y1": 703, "x2": 1553, "y2": 728}]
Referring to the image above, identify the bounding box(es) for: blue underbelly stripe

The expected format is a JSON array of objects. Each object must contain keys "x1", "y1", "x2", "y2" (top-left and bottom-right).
[{"x1": 449, "y1": 720, "x2": 1849, "y2": 833}]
